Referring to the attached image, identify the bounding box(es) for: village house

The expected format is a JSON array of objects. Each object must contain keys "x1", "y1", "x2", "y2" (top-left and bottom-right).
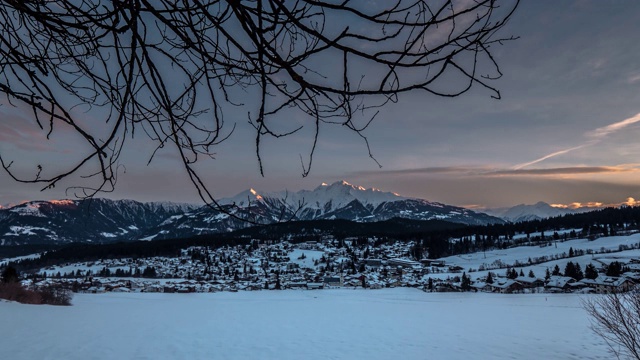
[
  {"x1": 490, "y1": 279, "x2": 524, "y2": 294},
  {"x1": 323, "y1": 276, "x2": 342, "y2": 287},
  {"x1": 515, "y1": 276, "x2": 545, "y2": 290},
  {"x1": 580, "y1": 276, "x2": 635, "y2": 294},
  {"x1": 545, "y1": 276, "x2": 576, "y2": 292}
]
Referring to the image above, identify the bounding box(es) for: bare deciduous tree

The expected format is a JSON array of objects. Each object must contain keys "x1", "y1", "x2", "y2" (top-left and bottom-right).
[
  {"x1": 584, "y1": 291, "x2": 640, "y2": 360},
  {"x1": 0, "y1": 0, "x2": 519, "y2": 207}
]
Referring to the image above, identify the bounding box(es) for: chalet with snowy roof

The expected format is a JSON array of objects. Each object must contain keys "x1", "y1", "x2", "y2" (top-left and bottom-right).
[
  {"x1": 143, "y1": 284, "x2": 163, "y2": 293},
  {"x1": 515, "y1": 276, "x2": 545, "y2": 289},
  {"x1": 490, "y1": 280, "x2": 524, "y2": 294},
  {"x1": 434, "y1": 282, "x2": 459, "y2": 292},
  {"x1": 622, "y1": 272, "x2": 640, "y2": 283},
  {"x1": 545, "y1": 276, "x2": 576, "y2": 292},
  {"x1": 471, "y1": 282, "x2": 492, "y2": 292},
  {"x1": 580, "y1": 276, "x2": 634, "y2": 294}
]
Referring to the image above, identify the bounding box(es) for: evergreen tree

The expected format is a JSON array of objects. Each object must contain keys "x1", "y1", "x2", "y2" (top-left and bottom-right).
[
  {"x1": 569, "y1": 247, "x2": 574, "y2": 258},
  {"x1": 1, "y1": 266, "x2": 18, "y2": 283},
  {"x1": 461, "y1": 272, "x2": 471, "y2": 291},
  {"x1": 485, "y1": 272, "x2": 494, "y2": 284},
  {"x1": 519, "y1": 269, "x2": 525, "y2": 277},
  {"x1": 574, "y1": 263, "x2": 584, "y2": 281},
  {"x1": 142, "y1": 266, "x2": 156, "y2": 278},
  {"x1": 552, "y1": 264, "x2": 561, "y2": 276},
  {"x1": 511, "y1": 268, "x2": 519, "y2": 279},
  {"x1": 585, "y1": 263, "x2": 599, "y2": 280},
  {"x1": 528, "y1": 270, "x2": 535, "y2": 278},
  {"x1": 606, "y1": 261, "x2": 624, "y2": 277},
  {"x1": 545, "y1": 268, "x2": 551, "y2": 281},
  {"x1": 564, "y1": 261, "x2": 576, "y2": 279}
]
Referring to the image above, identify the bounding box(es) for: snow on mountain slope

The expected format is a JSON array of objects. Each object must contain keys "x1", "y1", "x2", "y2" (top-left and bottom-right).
[
  {"x1": 220, "y1": 180, "x2": 474, "y2": 220},
  {"x1": 501, "y1": 202, "x2": 572, "y2": 222},
  {"x1": 292, "y1": 181, "x2": 406, "y2": 212},
  {"x1": 221, "y1": 181, "x2": 403, "y2": 208},
  {"x1": 486, "y1": 201, "x2": 596, "y2": 222}
]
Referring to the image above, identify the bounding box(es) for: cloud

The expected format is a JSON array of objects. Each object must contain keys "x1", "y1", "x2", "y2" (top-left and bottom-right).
[
  {"x1": 550, "y1": 197, "x2": 640, "y2": 210},
  {"x1": 353, "y1": 165, "x2": 635, "y2": 178},
  {"x1": 550, "y1": 202, "x2": 603, "y2": 209},
  {"x1": 514, "y1": 112, "x2": 640, "y2": 169},
  {"x1": 624, "y1": 197, "x2": 640, "y2": 206},
  {"x1": 512, "y1": 145, "x2": 588, "y2": 170},
  {"x1": 627, "y1": 74, "x2": 640, "y2": 84},
  {"x1": 587, "y1": 112, "x2": 640, "y2": 139},
  {"x1": 488, "y1": 166, "x2": 631, "y2": 176},
  {"x1": 353, "y1": 166, "x2": 479, "y2": 176}
]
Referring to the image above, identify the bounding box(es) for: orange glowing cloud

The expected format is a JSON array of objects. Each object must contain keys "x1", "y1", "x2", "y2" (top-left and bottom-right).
[
  {"x1": 550, "y1": 197, "x2": 640, "y2": 210},
  {"x1": 48, "y1": 199, "x2": 75, "y2": 206},
  {"x1": 623, "y1": 197, "x2": 640, "y2": 206}
]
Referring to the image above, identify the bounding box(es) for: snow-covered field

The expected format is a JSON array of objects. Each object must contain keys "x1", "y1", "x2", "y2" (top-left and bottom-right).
[
  {"x1": 439, "y1": 233, "x2": 640, "y2": 281},
  {"x1": 0, "y1": 289, "x2": 609, "y2": 360}
]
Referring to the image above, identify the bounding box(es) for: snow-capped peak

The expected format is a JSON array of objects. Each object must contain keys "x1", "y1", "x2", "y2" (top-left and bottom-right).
[
  {"x1": 296, "y1": 181, "x2": 407, "y2": 212},
  {"x1": 220, "y1": 188, "x2": 267, "y2": 206},
  {"x1": 219, "y1": 181, "x2": 406, "y2": 213}
]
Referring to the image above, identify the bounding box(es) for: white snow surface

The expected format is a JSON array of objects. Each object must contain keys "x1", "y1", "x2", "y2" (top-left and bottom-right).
[
  {"x1": 5, "y1": 225, "x2": 55, "y2": 237},
  {"x1": 289, "y1": 248, "x2": 325, "y2": 268},
  {"x1": 0, "y1": 289, "x2": 609, "y2": 360},
  {"x1": 8, "y1": 202, "x2": 46, "y2": 217},
  {"x1": 439, "y1": 233, "x2": 640, "y2": 280},
  {"x1": 0, "y1": 253, "x2": 40, "y2": 267}
]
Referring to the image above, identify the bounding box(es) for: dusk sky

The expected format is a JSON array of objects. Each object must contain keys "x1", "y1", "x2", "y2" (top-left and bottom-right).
[{"x1": 2, "y1": 1, "x2": 640, "y2": 210}]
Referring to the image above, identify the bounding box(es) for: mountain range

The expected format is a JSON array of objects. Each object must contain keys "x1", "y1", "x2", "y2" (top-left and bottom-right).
[
  {"x1": 0, "y1": 181, "x2": 502, "y2": 245},
  {"x1": 1, "y1": 180, "x2": 611, "y2": 245}
]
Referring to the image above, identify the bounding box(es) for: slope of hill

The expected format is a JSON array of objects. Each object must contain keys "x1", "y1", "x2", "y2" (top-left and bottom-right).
[{"x1": 0, "y1": 199, "x2": 197, "y2": 245}]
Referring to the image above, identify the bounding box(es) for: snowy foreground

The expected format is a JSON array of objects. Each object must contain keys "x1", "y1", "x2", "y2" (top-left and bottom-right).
[{"x1": 1, "y1": 289, "x2": 610, "y2": 360}]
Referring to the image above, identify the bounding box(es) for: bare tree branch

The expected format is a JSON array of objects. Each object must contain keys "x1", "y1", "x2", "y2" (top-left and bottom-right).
[
  {"x1": 0, "y1": 0, "x2": 519, "y2": 213},
  {"x1": 584, "y1": 290, "x2": 640, "y2": 360}
]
